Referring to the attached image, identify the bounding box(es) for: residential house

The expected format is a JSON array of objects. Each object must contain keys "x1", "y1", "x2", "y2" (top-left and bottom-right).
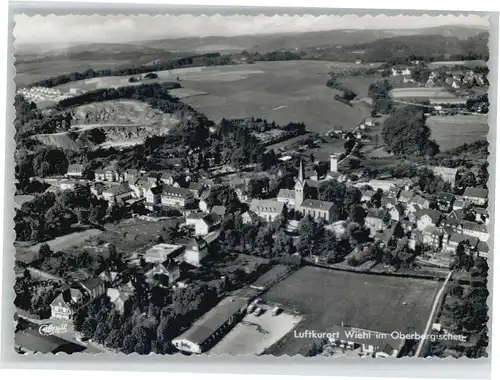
[
  {"x1": 90, "y1": 182, "x2": 107, "y2": 198},
  {"x1": 241, "y1": 210, "x2": 260, "y2": 225},
  {"x1": 365, "y1": 209, "x2": 391, "y2": 235},
  {"x1": 146, "y1": 185, "x2": 163, "y2": 208},
  {"x1": 425, "y1": 78, "x2": 436, "y2": 87},
  {"x1": 128, "y1": 176, "x2": 150, "y2": 198},
  {"x1": 234, "y1": 185, "x2": 250, "y2": 204},
  {"x1": 300, "y1": 199, "x2": 336, "y2": 223},
  {"x1": 389, "y1": 203, "x2": 405, "y2": 222},
  {"x1": 449, "y1": 209, "x2": 465, "y2": 221},
  {"x1": 189, "y1": 182, "x2": 204, "y2": 198},
  {"x1": 59, "y1": 180, "x2": 77, "y2": 191},
  {"x1": 453, "y1": 196, "x2": 466, "y2": 210},
  {"x1": 211, "y1": 205, "x2": 227, "y2": 217},
  {"x1": 66, "y1": 164, "x2": 84, "y2": 178},
  {"x1": 408, "y1": 230, "x2": 424, "y2": 251},
  {"x1": 161, "y1": 172, "x2": 181, "y2": 186},
  {"x1": 98, "y1": 271, "x2": 122, "y2": 287},
  {"x1": 422, "y1": 225, "x2": 443, "y2": 250},
  {"x1": 398, "y1": 190, "x2": 414, "y2": 204},
  {"x1": 144, "y1": 243, "x2": 185, "y2": 263},
  {"x1": 184, "y1": 237, "x2": 209, "y2": 267},
  {"x1": 161, "y1": 186, "x2": 195, "y2": 208},
  {"x1": 382, "y1": 196, "x2": 397, "y2": 209},
  {"x1": 106, "y1": 288, "x2": 132, "y2": 314},
  {"x1": 472, "y1": 207, "x2": 489, "y2": 224},
  {"x1": 79, "y1": 278, "x2": 106, "y2": 300},
  {"x1": 198, "y1": 190, "x2": 211, "y2": 212},
  {"x1": 400, "y1": 220, "x2": 415, "y2": 233},
  {"x1": 446, "y1": 233, "x2": 479, "y2": 254},
  {"x1": 96, "y1": 167, "x2": 117, "y2": 182},
  {"x1": 462, "y1": 221, "x2": 489, "y2": 242},
  {"x1": 50, "y1": 288, "x2": 83, "y2": 320},
  {"x1": 463, "y1": 187, "x2": 488, "y2": 206},
  {"x1": 442, "y1": 218, "x2": 463, "y2": 234},
  {"x1": 391, "y1": 66, "x2": 411, "y2": 76},
  {"x1": 94, "y1": 169, "x2": 106, "y2": 182},
  {"x1": 145, "y1": 257, "x2": 181, "y2": 286},
  {"x1": 186, "y1": 212, "x2": 222, "y2": 236},
  {"x1": 409, "y1": 195, "x2": 430, "y2": 210},
  {"x1": 361, "y1": 189, "x2": 375, "y2": 203},
  {"x1": 437, "y1": 192, "x2": 455, "y2": 213},
  {"x1": 249, "y1": 199, "x2": 285, "y2": 223},
  {"x1": 374, "y1": 229, "x2": 394, "y2": 247},
  {"x1": 119, "y1": 169, "x2": 139, "y2": 183},
  {"x1": 415, "y1": 209, "x2": 442, "y2": 231},
  {"x1": 102, "y1": 183, "x2": 133, "y2": 205},
  {"x1": 477, "y1": 241, "x2": 489, "y2": 258}
]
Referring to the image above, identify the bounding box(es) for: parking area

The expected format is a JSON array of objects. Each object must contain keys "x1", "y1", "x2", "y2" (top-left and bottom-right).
[{"x1": 208, "y1": 303, "x2": 302, "y2": 356}]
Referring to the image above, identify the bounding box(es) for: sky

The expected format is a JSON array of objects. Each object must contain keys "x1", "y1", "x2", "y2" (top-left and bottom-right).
[{"x1": 14, "y1": 14, "x2": 489, "y2": 46}]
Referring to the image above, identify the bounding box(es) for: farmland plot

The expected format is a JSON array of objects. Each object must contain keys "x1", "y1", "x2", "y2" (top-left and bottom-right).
[{"x1": 426, "y1": 115, "x2": 489, "y2": 151}]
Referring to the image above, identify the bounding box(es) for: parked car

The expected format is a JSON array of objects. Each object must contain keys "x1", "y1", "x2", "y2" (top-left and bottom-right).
[
  {"x1": 271, "y1": 306, "x2": 282, "y2": 316},
  {"x1": 253, "y1": 307, "x2": 264, "y2": 316},
  {"x1": 247, "y1": 304, "x2": 256, "y2": 313}
]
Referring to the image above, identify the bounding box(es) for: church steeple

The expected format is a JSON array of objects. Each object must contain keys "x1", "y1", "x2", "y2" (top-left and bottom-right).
[
  {"x1": 294, "y1": 158, "x2": 307, "y2": 208},
  {"x1": 298, "y1": 158, "x2": 305, "y2": 183}
]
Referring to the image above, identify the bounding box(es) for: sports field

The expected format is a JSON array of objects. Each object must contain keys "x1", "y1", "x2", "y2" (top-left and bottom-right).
[
  {"x1": 390, "y1": 87, "x2": 457, "y2": 100},
  {"x1": 426, "y1": 114, "x2": 489, "y2": 151},
  {"x1": 263, "y1": 266, "x2": 440, "y2": 356}
]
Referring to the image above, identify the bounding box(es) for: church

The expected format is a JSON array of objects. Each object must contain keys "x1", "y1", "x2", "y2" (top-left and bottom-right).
[{"x1": 277, "y1": 157, "x2": 337, "y2": 223}]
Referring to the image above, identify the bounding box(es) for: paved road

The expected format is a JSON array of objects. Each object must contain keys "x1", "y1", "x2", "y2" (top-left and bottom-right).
[{"x1": 415, "y1": 270, "x2": 454, "y2": 357}]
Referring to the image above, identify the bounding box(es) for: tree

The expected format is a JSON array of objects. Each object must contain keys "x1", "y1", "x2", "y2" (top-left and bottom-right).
[
  {"x1": 273, "y1": 229, "x2": 294, "y2": 256},
  {"x1": 297, "y1": 216, "x2": 322, "y2": 256},
  {"x1": 349, "y1": 204, "x2": 366, "y2": 224},
  {"x1": 371, "y1": 189, "x2": 383, "y2": 208},
  {"x1": 382, "y1": 106, "x2": 439, "y2": 156},
  {"x1": 38, "y1": 243, "x2": 53, "y2": 261}
]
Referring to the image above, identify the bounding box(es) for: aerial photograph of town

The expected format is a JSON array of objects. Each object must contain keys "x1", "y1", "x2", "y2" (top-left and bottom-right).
[{"x1": 10, "y1": 13, "x2": 490, "y2": 359}]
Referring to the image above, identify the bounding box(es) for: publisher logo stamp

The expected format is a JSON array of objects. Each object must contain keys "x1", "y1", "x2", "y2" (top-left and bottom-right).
[{"x1": 39, "y1": 324, "x2": 68, "y2": 336}]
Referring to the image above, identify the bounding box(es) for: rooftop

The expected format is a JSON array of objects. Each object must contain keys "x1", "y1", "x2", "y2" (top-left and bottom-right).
[
  {"x1": 300, "y1": 198, "x2": 335, "y2": 211},
  {"x1": 463, "y1": 187, "x2": 488, "y2": 199},
  {"x1": 174, "y1": 296, "x2": 248, "y2": 345},
  {"x1": 250, "y1": 198, "x2": 285, "y2": 214},
  {"x1": 145, "y1": 243, "x2": 184, "y2": 261}
]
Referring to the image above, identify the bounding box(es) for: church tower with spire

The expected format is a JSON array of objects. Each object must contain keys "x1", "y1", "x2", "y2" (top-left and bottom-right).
[{"x1": 294, "y1": 158, "x2": 307, "y2": 208}]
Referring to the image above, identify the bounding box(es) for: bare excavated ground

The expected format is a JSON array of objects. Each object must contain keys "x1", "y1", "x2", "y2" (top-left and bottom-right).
[{"x1": 33, "y1": 100, "x2": 181, "y2": 150}]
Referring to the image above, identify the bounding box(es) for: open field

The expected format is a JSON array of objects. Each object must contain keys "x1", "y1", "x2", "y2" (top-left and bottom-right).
[
  {"x1": 51, "y1": 62, "x2": 372, "y2": 133},
  {"x1": 209, "y1": 306, "x2": 302, "y2": 355},
  {"x1": 426, "y1": 114, "x2": 489, "y2": 151},
  {"x1": 169, "y1": 88, "x2": 208, "y2": 99},
  {"x1": 52, "y1": 66, "x2": 266, "y2": 93},
  {"x1": 95, "y1": 217, "x2": 185, "y2": 255},
  {"x1": 180, "y1": 61, "x2": 373, "y2": 133},
  {"x1": 263, "y1": 266, "x2": 440, "y2": 356},
  {"x1": 427, "y1": 60, "x2": 487, "y2": 69},
  {"x1": 15, "y1": 229, "x2": 103, "y2": 264},
  {"x1": 15, "y1": 60, "x2": 126, "y2": 88}
]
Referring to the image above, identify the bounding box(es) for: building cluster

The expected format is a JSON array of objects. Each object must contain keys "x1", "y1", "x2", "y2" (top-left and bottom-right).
[
  {"x1": 16, "y1": 86, "x2": 84, "y2": 103},
  {"x1": 363, "y1": 183, "x2": 489, "y2": 258}
]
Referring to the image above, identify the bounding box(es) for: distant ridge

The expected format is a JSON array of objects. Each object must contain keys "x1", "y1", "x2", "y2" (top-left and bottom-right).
[{"x1": 15, "y1": 25, "x2": 487, "y2": 56}]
